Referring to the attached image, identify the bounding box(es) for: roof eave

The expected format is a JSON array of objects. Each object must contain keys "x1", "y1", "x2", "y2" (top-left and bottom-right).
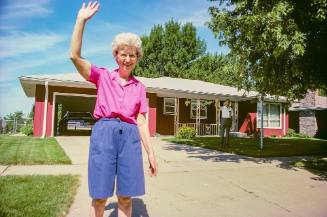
[
  {"x1": 19, "y1": 76, "x2": 95, "y2": 97},
  {"x1": 18, "y1": 76, "x2": 287, "y2": 102}
]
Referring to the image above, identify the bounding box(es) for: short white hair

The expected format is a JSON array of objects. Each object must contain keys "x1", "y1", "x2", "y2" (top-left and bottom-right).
[{"x1": 112, "y1": 32, "x2": 142, "y2": 58}]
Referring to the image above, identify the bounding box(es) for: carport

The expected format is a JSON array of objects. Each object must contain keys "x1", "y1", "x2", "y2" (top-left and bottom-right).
[
  {"x1": 53, "y1": 93, "x2": 96, "y2": 136},
  {"x1": 19, "y1": 73, "x2": 97, "y2": 137}
]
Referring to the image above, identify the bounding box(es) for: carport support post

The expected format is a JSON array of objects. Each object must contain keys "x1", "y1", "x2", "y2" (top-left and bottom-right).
[
  {"x1": 174, "y1": 97, "x2": 179, "y2": 136},
  {"x1": 42, "y1": 81, "x2": 49, "y2": 138},
  {"x1": 196, "y1": 99, "x2": 201, "y2": 136},
  {"x1": 215, "y1": 98, "x2": 220, "y2": 136},
  {"x1": 260, "y1": 94, "x2": 264, "y2": 150},
  {"x1": 234, "y1": 100, "x2": 238, "y2": 131}
]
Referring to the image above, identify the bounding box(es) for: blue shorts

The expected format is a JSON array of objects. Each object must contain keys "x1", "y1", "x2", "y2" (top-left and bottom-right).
[{"x1": 88, "y1": 118, "x2": 145, "y2": 199}]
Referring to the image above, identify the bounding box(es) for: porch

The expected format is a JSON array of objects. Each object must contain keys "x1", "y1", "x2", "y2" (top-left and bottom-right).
[
  {"x1": 156, "y1": 96, "x2": 239, "y2": 136},
  {"x1": 177, "y1": 122, "x2": 219, "y2": 136}
]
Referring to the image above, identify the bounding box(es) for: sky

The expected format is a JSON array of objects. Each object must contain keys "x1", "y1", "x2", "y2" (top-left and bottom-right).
[{"x1": 0, "y1": 0, "x2": 229, "y2": 117}]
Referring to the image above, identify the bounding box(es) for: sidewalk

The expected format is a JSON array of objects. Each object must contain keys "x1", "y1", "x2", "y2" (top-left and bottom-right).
[{"x1": 2, "y1": 136, "x2": 327, "y2": 217}]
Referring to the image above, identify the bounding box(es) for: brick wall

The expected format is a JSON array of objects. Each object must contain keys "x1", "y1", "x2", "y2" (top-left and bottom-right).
[
  {"x1": 299, "y1": 110, "x2": 317, "y2": 136},
  {"x1": 292, "y1": 90, "x2": 327, "y2": 137}
]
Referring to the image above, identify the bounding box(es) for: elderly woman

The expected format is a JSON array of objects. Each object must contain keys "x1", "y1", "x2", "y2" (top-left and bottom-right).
[{"x1": 70, "y1": 2, "x2": 158, "y2": 217}]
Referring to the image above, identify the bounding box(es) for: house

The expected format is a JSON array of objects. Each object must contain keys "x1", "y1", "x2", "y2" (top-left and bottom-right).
[
  {"x1": 289, "y1": 90, "x2": 327, "y2": 139},
  {"x1": 19, "y1": 73, "x2": 289, "y2": 137}
]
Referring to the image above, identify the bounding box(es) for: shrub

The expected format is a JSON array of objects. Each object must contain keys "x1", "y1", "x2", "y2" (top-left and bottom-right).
[
  {"x1": 286, "y1": 128, "x2": 296, "y2": 137},
  {"x1": 176, "y1": 126, "x2": 196, "y2": 139},
  {"x1": 21, "y1": 124, "x2": 33, "y2": 136},
  {"x1": 285, "y1": 128, "x2": 311, "y2": 138}
]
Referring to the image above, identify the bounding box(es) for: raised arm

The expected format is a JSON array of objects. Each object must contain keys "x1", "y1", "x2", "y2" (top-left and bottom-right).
[{"x1": 70, "y1": 1, "x2": 100, "y2": 80}]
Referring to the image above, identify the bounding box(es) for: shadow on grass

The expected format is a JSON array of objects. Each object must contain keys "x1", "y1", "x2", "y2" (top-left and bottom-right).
[
  {"x1": 292, "y1": 159, "x2": 327, "y2": 181},
  {"x1": 162, "y1": 140, "x2": 327, "y2": 180},
  {"x1": 310, "y1": 171, "x2": 327, "y2": 181},
  {"x1": 105, "y1": 198, "x2": 149, "y2": 217}
]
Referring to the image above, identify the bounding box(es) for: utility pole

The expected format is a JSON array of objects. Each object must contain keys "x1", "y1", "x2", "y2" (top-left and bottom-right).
[{"x1": 260, "y1": 94, "x2": 264, "y2": 150}]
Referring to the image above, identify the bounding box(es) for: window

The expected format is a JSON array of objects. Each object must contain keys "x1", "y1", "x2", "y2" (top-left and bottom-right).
[
  {"x1": 163, "y1": 98, "x2": 176, "y2": 115},
  {"x1": 257, "y1": 103, "x2": 281, "y2": 128},
  {"x1": 190, "y1": 99, "x2": 207, "y2": 119}
]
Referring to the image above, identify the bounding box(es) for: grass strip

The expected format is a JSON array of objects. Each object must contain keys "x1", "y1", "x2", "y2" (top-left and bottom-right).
[
  {"x1": 0, "y1": 175, "x2": 79, "y2": 217},
  {"x1": 0, "y1": 136, "x2": 71, "y2": 165}
]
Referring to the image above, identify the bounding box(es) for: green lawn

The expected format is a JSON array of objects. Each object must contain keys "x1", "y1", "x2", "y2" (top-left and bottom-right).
[
  {"x1": 0, "y1": 136, "x2": 71, "y2": 165},
  {"x1": 0, "y1": 175, "x2": 79, "y2": 217},
  {"x1": 164, "y1": 136, "x2": 327, "y2": 158}
]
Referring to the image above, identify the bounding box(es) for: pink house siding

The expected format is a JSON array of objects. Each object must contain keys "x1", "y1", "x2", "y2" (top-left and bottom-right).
[
  {"x1": 33, "y1": 85, "x2": 54, "y2": 137},
  {"x1": 33, "y1": 85, "x2": 45, "y2": 137},
  {"x1": 263, "y1": 128, "x2": 285, "y2": 137},
  {"x1": 34, "y1": 99, "x2": 45, "y2": 136},
  {"x1": 239, "y1": 112, "x2": 288, "y2": 137},
  {"x1": 45, "y1": 93, "x2": 53, "y2": 137},
  {"x1": 148, "y1": 107, "x2": 156, "y2": 136},
  {"x1": 147, "y1": 93, "x2": 157, "y2": 136},
  {"x1": 286, "y1": 112, "x2": 289, "y2": 134},
  {"x1": 239, "y1": 112, "x2": 256, "y2": 134},
  {"x1": 263, "y1": 107, "x2": 288, "y2": 137},
  {"x1": 238, "y1": 101, "x2": 288, "y2": 137}
]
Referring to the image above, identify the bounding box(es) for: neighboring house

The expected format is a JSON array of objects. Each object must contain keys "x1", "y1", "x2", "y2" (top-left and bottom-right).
[
  {"x1": 19, "y1": 73, "x2": 289, "y2": 137},
  {"x1": 289, "y1": 90, "x2": 327, "y2": 138}
]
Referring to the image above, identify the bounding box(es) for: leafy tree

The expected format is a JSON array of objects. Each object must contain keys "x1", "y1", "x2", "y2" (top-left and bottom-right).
[
  {"x1": 207, "y1": 0, "x2": 327, "y2": 100},
  {"x1": 4, "y1": 111, "x2": 24, "y2": 121},
  {"x1": 185, "y1": 53, "x2": 243, "y2": 87},
  {"x1": 135, "y1": 19, "x2": 242, "y2": 87},
  {"x1": 318, "y1": 88, "x2": 327, "y2": 97},
  {"x1": 134, "y1": 20, "x2": 207, "y2": 77},
  {"x1": 4, "y1": 111, "x2": 24, "y2": 133},
  {"x1": 28, "y1": 104, "x2": 34, "y2": 119}
]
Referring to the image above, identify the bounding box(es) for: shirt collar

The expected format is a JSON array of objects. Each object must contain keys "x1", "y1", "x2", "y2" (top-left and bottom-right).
[{"x1": 112, "y1": 68, "x2": 139, "y2": 85}]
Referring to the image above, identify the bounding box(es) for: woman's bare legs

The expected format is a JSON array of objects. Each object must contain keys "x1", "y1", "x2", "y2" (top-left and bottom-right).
[
  {"x1": 89, "y1": 198, "x2": 107, "y2": 217},
  {"x1": 118, "y1": 196, "x2": 132, "y2": 217}
]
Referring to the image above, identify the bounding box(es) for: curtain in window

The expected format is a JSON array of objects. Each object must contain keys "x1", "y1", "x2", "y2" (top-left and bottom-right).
[{"x1": 257, "y1": 103, "x2": 280, "y2": 128}]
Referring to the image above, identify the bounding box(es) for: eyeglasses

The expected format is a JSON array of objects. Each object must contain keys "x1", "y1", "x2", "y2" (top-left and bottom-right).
[{"x1": 118, "y1": 53, "x2": 137, "y2": 60}]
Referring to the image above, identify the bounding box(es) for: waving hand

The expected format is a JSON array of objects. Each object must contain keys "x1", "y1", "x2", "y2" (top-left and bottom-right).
[{"x1": 77, "y1": 1, "x2": 100, "y2": 21}]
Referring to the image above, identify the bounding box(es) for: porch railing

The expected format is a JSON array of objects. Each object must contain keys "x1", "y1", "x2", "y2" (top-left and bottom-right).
[{"x1": 177, "y1": 123, "x2": 218, "y2": 136}]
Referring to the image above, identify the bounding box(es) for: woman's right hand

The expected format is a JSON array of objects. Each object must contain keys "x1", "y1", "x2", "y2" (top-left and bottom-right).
[{"x1": 77, "y1": 1, "x2": 100, "y2": 22}]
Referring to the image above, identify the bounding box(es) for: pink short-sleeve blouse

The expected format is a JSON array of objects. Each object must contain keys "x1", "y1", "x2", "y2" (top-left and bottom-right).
[{"x1": 88, "y1": 64, "x2": 148, "y2": 125}]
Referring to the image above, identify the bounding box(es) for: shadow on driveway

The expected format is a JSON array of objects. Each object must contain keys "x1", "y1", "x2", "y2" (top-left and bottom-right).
[
  {"x1": 162, "y1": 141, "x2": 327, "y2": 180},
  {"x1": 106, "y1": 198, "x2": 149, "y2": 217}
]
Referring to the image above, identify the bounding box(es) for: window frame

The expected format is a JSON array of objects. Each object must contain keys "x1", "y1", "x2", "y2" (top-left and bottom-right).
[
  {"x1": 190, "y1": 99, "x2": 208, "y2": 119},
  {"x1": 163, "y1": 97, "x2": 176, "y2": 115},
  {"x1": 256, "y1": 102, "x2": 282, "y2": 129}
]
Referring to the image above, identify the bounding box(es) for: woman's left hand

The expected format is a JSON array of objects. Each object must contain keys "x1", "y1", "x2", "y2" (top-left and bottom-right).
[{"x1": 148, "y1": 154, "x2": 158, "y2": 177}]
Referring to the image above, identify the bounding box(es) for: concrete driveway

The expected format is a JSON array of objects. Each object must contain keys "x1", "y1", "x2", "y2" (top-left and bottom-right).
[{"x1": 55, "y1": 136, "x2": 327, "y2": 217}]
